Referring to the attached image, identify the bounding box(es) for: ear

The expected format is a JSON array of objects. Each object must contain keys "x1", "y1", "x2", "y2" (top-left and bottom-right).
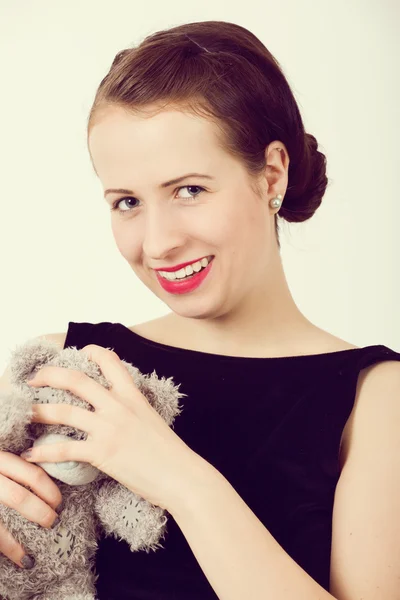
[{"x1": 262, "y1": 141, "x2": 290, "y2": 199}]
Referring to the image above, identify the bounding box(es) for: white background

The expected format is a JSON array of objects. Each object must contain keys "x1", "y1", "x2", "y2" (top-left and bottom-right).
[{"x1": 0, "y1": 0, "x2": 399, "y2": 371}]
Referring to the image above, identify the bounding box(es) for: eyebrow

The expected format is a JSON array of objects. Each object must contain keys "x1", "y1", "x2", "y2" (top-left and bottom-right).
[{"x1": 104, "y1": 173, "x2": 215, "y2": 198}]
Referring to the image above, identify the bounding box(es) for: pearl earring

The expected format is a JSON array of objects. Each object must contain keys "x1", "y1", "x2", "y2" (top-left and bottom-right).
[{"x1": 269, "y1": 194, "x2": 283, "y2": 210}]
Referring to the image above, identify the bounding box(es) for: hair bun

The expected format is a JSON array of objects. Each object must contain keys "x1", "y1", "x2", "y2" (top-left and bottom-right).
[{"x1": 280, "y1": 133, "x2": 328, "y2": 224}]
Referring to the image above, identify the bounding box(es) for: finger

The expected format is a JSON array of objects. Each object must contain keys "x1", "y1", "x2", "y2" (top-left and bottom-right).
[
  {"x1": 20, "y1": 440, "x2": 92, "y2": 466},
  {"x1": 80, "y1": 344, "x2": 147, "y2": 408},
  {"x1": 0, "y1": 451, "x2": 62, "y2": 512},
  {"x1": 28, "y1": 366, "x2": 110, "y2": 411},
  {"x1": 0, "y1": 519, "x2": 35, "y2": 569},
  {"x1": 30, "y1": 403, "x2": 97, "y2": 434},
  {"x1": 0, "y1": 471, "x2": 60, "y2": 529}
]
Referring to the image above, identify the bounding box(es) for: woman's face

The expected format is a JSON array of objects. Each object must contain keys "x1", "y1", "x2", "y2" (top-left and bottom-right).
[{"x1": 88, "y1": 105, "x2": 279, "y2": 320}]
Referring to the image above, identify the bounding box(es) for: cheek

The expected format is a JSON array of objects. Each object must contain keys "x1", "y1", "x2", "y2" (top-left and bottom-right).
[
  {"x1": 217, "y1": 204, "x2": 262, "y2": 247},
  {"x1": 111, "y1": 221, "x2": 142, "y2": 260}
]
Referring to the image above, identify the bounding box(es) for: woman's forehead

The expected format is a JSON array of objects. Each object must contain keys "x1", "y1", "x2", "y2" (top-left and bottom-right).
[{"x1": 88, "y1": 109, "x2": 234, "y2": 185}]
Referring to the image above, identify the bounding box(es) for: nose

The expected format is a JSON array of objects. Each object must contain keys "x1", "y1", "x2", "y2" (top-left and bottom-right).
[{"x1": 142, "y1": 205, "x2": 187, "y2": 261}]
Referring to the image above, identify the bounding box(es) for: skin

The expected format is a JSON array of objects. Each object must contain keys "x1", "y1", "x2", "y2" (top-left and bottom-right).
[
  {"x1": 88, "y1": 104, "x2": 322, "y2": 357},
  {"x1": 0, "y1": 451, "x2": 62, "y2": 569},
  {"x1": 0, "y1": 103, "x2": 355, "y2": 572}
]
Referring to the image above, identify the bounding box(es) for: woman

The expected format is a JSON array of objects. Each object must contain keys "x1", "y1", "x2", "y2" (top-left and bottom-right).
[{"x1": 1, "y1": 20, "x2": 400, "y2": 600}]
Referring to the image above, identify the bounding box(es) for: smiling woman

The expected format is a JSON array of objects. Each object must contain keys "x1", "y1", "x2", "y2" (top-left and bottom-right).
[
  {"x1": 76, "y1": 19, "x2": 400, "y2": 600},
  {"x1": 1, "y1": 17, "x2": 399, "y2": 600}
]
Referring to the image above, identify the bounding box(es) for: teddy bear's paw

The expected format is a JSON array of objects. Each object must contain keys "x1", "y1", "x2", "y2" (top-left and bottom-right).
[
  {"x1": 94, "y1": 481, "x2": 168, "y2": 553},
  {"x1": 121, "y1": 496, "x2": 143, "y2": 526},
  {"x1": 49, "y1": 524, "x2": 77, "y2": 562},
  {"x1": 116, "y1": 496, "x2": 168, "y2": 553}
]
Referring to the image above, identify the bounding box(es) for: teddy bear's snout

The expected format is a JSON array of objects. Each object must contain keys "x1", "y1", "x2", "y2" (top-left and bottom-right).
[{"x1": 33, "y1": 433, "x2": 101, "y2": 485}]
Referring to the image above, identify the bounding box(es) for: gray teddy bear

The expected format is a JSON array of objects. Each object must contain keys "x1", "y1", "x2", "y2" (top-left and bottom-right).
[{"x1": 0, "y1": 337, "x2": 185, "y2": 600}]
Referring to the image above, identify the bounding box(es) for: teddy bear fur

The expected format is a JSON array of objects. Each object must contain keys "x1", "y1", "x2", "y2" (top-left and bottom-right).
[{"x1": 0, "y1": 337, "x2": 185, "y2": 600}]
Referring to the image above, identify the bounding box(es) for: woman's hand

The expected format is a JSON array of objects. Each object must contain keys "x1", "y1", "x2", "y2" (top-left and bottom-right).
[
  {"x1": 21, "y1": 344, "x2": 198, "y2": 513},
  {"x1": 0, "y1": 451, "x2": 62, "y2": 569}
]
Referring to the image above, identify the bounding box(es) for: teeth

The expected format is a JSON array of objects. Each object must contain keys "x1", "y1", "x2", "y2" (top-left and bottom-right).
[
  {"x1": 185, "y1": 265, "x2": 194, "y2": 277},
  {"x1": 159, "y1": 257, "x2": 212, "y2": 281},
  {"x1": 192, "y1": 262, "x2": 202, "y2": 273}
]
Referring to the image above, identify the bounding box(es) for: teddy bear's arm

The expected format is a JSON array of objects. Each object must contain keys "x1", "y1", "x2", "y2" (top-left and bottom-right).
[{"x1": 93, "y1": 479, "x2": 168, "y2": 554}]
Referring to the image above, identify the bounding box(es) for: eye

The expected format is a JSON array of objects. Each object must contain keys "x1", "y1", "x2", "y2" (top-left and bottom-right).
[
  {"x1": 110, "y1": 185, "x2": 205, "y2": 215},
  {"x1": 111, "y1": 197, "x2": 138, "y2": 213},
  {"x1": 176, "y1": 185, "x2": 204, "y2": 200}
]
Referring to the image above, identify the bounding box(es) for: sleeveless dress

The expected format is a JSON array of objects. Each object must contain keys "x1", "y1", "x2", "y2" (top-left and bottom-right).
[{"x1": 63, "y1": 321, "x2": 400, "y2": 599}]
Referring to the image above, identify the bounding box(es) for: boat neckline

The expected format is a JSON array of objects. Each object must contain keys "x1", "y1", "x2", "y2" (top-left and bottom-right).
[{"x1": 116, "y1": 323, "x2": 387, "y2": 362}]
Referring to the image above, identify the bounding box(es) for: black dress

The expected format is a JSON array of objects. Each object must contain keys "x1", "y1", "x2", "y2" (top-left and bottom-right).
[{"x1": 63, "y1": 321, "x2": 400, "y2": 599}]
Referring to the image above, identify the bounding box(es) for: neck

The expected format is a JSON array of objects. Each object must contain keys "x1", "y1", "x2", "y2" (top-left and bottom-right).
[{"x1": 162, "y1": 256, "x2": 315, "y2": 357}]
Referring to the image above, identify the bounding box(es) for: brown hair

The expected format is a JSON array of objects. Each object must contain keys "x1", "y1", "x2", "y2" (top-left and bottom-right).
[{"x1": 87, "y1": 20, "x2": 328, "y2": 248}]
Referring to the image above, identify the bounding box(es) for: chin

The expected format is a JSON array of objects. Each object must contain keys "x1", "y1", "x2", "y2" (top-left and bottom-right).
[{"x1": 170, "y1": 296, "x2": 229, "y2": 321}]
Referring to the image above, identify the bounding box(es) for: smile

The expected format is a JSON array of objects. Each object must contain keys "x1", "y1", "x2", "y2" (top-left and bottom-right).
[
  {"x1": 155, "y1": 257, "x2": 214, "y2": 295},
  {"x1": 158, "y1": 256, "x2": 213, "y2": 281}
]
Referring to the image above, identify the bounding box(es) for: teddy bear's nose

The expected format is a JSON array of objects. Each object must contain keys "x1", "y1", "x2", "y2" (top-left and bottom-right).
[
  {"x1": 33, "y1": 433, "x2": 79, "y2": 470},
  {"x1": 33, "y1": 433, "x2": 101, "y2": 485},
  {"x1": 58, "y1": 460, "x2": 79, "y2": 470}
]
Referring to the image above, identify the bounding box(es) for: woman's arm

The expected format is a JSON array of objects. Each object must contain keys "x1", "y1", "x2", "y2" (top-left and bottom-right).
[
  {"x1": 169, "y1": 361, "x2": 400, "y2": 600},
  {"x1": 170, "y1": 456, "x2": 334, "y2": 600}
]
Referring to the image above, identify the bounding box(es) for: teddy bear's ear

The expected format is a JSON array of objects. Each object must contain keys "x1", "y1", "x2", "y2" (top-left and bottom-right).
[
  {"x1": 7, "y1": 337, "x2": 61, "y2": 387},
  {"x1": 0, "y1": 389, "x2": 33, "y2": 452}
]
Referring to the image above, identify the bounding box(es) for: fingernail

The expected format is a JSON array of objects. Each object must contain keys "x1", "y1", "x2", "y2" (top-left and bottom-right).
[
  {"x1": 51, "y1": 517, "x2": 61, "y2": 529},
  {"x1": 56, "y1": 501, "x2": 63, "y2": 514},
  {"x1": 21, "y1": 554, "x2": 35, "y2": 569},
  {"x1": 20, "y1": 449, "x2": 32, "y2": 459}
]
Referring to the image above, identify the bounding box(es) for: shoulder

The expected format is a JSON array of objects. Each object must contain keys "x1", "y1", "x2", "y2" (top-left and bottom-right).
[
  {"x1": 0, "y1": 331, "x2": 67, "y2": 391},
  {"x1": 330, "y1": 359, "x2": 400, "y2": 597},
  {"x1": 339, "y1": 358, "x2": 400, "y2": 469},
  {"x1": 38, "y1": 331, "x2": 68, "y2": 349},
  {"x1": 304, "y1": 328, "x2": 359, "y2": 353}
]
